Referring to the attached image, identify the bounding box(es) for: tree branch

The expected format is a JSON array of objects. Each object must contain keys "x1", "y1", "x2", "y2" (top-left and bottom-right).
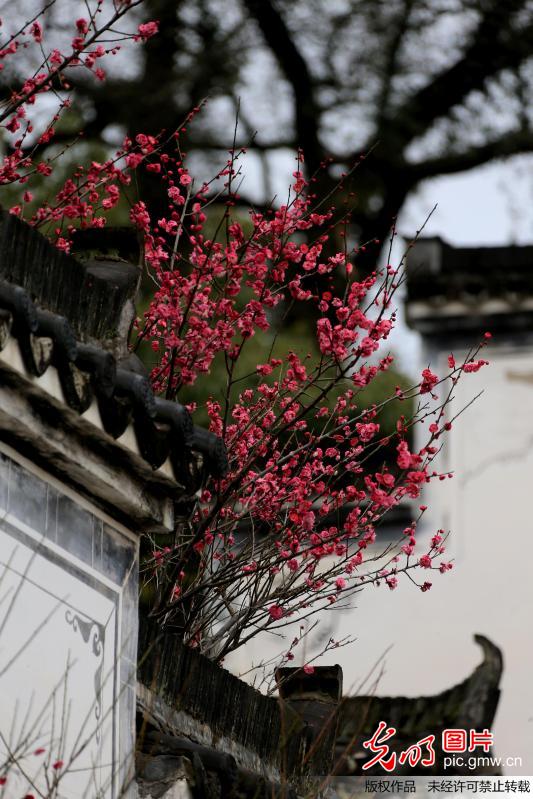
[
  {"x1": 390, "y1": 0, "x2": 533, "y2": 146},
  {"x1": 242, "y1": 0, "x2": 324, "y2": 173},
  {"x1": 186, "y1": 135, "x2": 295, "y2": 152},
  {"x1": 409, "y1": 127, "x2": 533, "y2": 181},
  {"x1": 375, "y1": 0, "x2": 415, "y2": 130}
]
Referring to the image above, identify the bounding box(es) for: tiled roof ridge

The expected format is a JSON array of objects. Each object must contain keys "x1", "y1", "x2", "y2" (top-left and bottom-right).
[
  {"x1": 335, "y1": 634, "x2": 503, "y2": 775},
  {"x1": 338, "y1": 634, "x2": 502, "y2": 732},
  {"x1": 0, "y1": 215, "x2": 228, "y2": 492},
  {"x1": 406, "y1": 234, "x2": 533, "y2": 259},
  {"x1": 406, "y1": 236, "x2": 533, "y2": 296},
  {"x1": 0, "y1": 211, "x2": 141, "y2": 345}
]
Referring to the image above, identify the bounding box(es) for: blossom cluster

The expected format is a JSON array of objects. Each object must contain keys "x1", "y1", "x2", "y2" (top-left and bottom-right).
[
  {"x1": 123, "y1": 146, "x2": 490, "y2": 659},
  {"x1": 0, "y1": 0, "x2": 157, "y2": 199}
]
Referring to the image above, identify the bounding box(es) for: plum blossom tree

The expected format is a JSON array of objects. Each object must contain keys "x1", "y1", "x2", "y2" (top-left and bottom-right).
[
  {"x1": 130, "y1": 153, "x2": 489, "y2": 662},
  {"x1": 0, "y1": 2, "x2": 490, "y2": 667}
]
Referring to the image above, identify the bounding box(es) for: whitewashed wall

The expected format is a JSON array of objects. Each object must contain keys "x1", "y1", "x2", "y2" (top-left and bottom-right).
[
  {"x1": 311, "y1": 343, "x2": 533, "y2": 775},
  {"x1": 0, "y1": 447, "x2": 138, "y2": 798}
]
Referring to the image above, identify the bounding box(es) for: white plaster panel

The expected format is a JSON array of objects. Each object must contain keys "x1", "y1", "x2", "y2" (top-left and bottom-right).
[
  {"x1": 0, "y1": 453, "x2": 139, "y2": 798},
  {"x1": 0, "y1": 527, "x2": 118, "y2": 797}
]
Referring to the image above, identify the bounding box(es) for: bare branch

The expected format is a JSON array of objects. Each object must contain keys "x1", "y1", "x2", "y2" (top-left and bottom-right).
[
  {"x1": 409, "y1": 127, "x2": 533, "y2": 181},
  {"x1": 390, "y1": 0, "x2": 533, "y2": 146},
  {"x1": 242, "y1": 0, "x2": 324, "y2": 172}
]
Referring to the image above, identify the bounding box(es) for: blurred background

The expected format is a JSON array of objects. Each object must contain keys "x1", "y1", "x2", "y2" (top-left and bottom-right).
[
  {"x1": 4, "y1": 0, "x2": 533, "y2": 775},
  {"x1": 6, "y1": 0, "x2": 533, "y2": 370}
]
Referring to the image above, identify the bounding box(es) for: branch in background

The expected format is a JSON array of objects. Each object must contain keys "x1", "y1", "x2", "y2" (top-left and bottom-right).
[
  {"x1": 186, "y1": 135, "x2": 295, "y2": 153},
  {"x1": 374, "y1": 0, "x2": 416, "y2": 131},
  {"x1": 409, "y1": 127, "x2": 533, "y2": 181},
  {"x1": 242, "y1": 0, "x2": 324, "y2": 174},
  {"x1": 391, "y1": 0, "x2": 533, "y2": 146}
]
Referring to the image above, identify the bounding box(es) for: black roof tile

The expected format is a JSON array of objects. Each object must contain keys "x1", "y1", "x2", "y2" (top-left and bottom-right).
[
  {"x1": 406, "y1": 237, "x2": 533, "y2": 302},
  {"x1": 0, "y1": 215, "x2": 228, "y2": 494},
  {"x1": 335, "y1": 634, "x2": 502, "y2": 775}
]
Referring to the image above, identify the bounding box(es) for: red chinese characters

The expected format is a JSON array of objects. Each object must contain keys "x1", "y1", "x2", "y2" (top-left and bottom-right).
[
  {"x1": 442, "y1": 728, "x2": 494, "y2": 753},
  {"x1": 362, "y1": 721, "x2": 436, "y2": 771}
]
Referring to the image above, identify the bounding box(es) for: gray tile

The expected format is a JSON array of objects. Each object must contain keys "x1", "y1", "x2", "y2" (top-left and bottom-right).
[
  {"x1": 44, "y1": 485, "x2": 59, "y2": 543},
  {"x1": 120, "y1": 607, "x2": 138, "y2": 664},
  {"x1": 123, "y1": 560, "x2": 139, "y2": 604},
  {"x1": 93, "y1": 517, "x2": 103, "y2": 571},
  {"x1": 0, "y1": 452, "x2": 8, "y2": 511},
  {"x1": 7, "y1": 459, "x2": 47, "y2": 533},
  {"x1": 117, "y1": 683, "x2": 136, "y2": 797},
  {"x1": 119, "y1": 657, "x2": 136, "y2": 687},
  {"x1": 102, "y1": 525, "x2": 135, "y2": 586},
  {"x1": 56, "y1": 494, "x2": 94, "y2": 564},
  {"x1": 120, "y1": 565, "x2": 139, "y2": 663}
]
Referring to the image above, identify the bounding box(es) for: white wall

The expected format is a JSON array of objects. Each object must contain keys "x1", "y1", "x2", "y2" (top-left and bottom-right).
[
  {"x1": 0, "y1": 448, "x2": 139, "y2": 798},
  {"x1": 311, "y1": 344, "x2": 533, "y2": 775}
]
